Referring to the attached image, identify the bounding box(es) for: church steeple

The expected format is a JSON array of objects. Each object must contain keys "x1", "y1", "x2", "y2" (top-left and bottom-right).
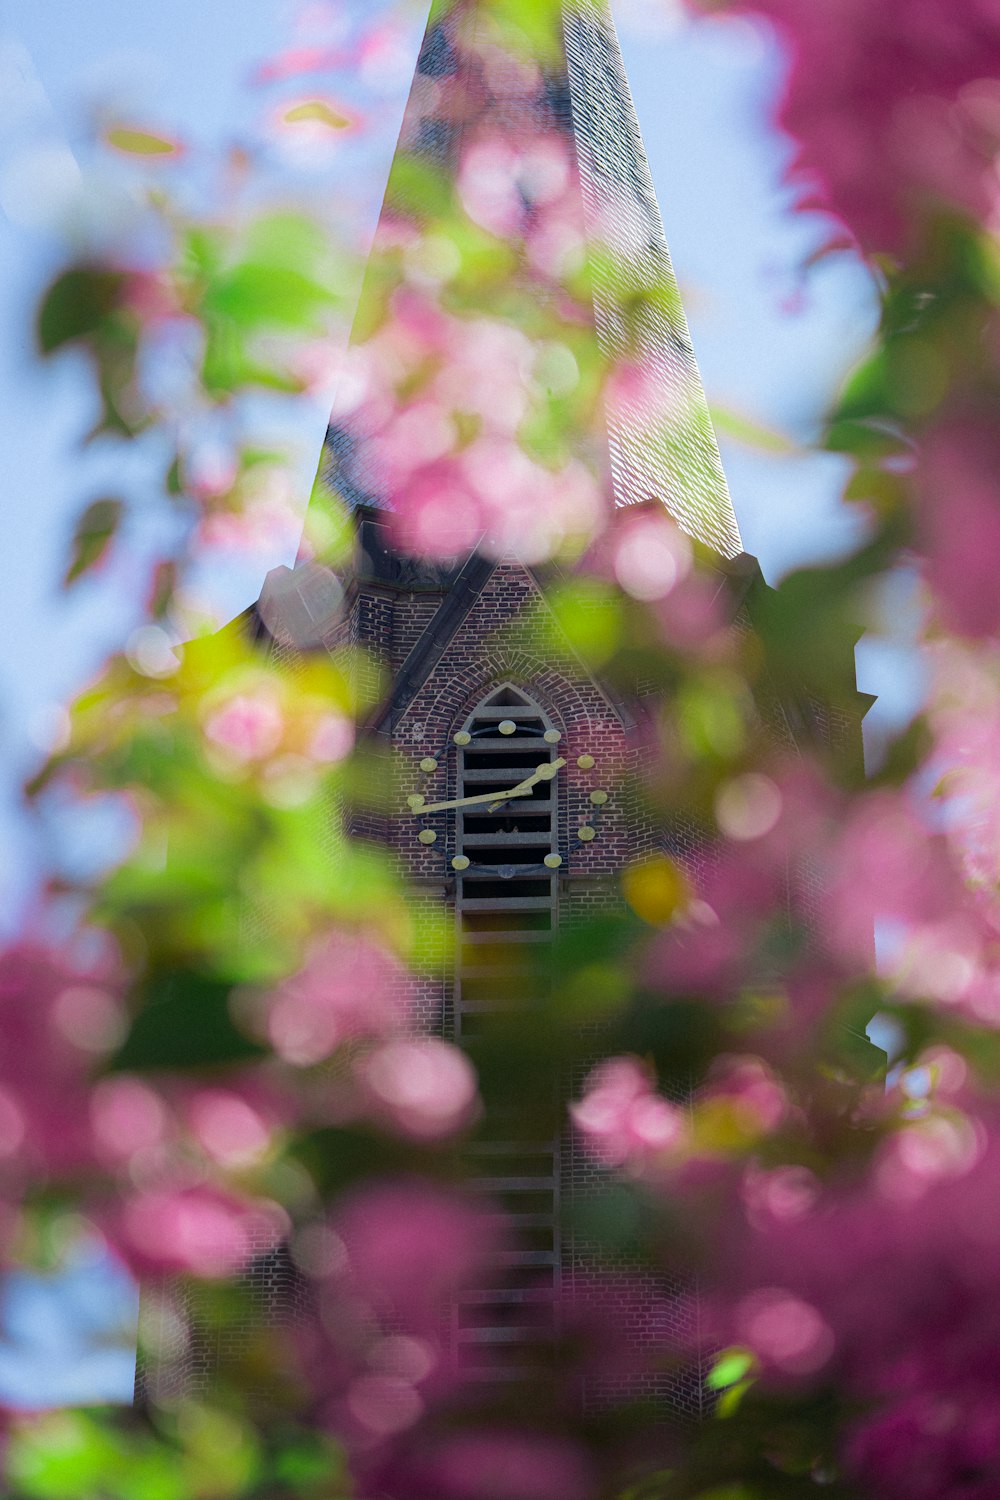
[
  {"x1": 313, "y1": 0, "x2": 743, "y2": 562},
  {"x1": 242, "y1": 0, "x2": 756, "y2": 1412},
  {"x1": 565, "y1": 0, "x2": 742, "y2": 556}
]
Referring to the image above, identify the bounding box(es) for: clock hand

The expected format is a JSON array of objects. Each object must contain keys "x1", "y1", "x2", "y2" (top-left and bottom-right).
[
  {"x1": 487, "y1": 756, "x2": 565, "y2": 811},
  {"x1": 413, "y1": 757, "x2": 566, "y2": 816},
  {"x1": 415, "y1": 785, "x2": 534, "y2": 815}
]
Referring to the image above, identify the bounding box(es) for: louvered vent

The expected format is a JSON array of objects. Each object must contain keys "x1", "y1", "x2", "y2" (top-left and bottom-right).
[{"x1": 454, "y1": 686, "x2": 562, "y2": 1380}]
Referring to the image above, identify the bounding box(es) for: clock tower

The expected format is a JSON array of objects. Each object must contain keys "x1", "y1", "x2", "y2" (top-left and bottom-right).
[{"x1": 246, "y1": 0, "x2": 866, "y2": 1421}]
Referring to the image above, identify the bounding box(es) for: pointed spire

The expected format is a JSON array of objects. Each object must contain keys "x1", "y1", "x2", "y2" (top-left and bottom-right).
[
  {"x1": 313, "y1": 0, "x2": 742, "y2": 561},
  {"x1": 564, "y1": 2, "x2": 742, "y2": 557}
]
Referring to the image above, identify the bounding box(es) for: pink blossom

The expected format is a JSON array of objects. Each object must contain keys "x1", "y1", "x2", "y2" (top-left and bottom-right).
[
  {"x1": 91, "y1": 1071, "x2": 287, "y2": 1181},
  {"x1": 743, "y1": 1164, "x2": 821, "y2": 1227},
  {"x1": 826, "y1": 790, "x2": 955, "y2": 962},
  {"x1": 0, "y1": 944, "x2": 122, "y2": 1184},
  {"x1": 267, "y1": 930, "x2": 410, "y2": 1065},
  {"x1": 318, "y1": 44, "x2": 609, "y2": 570},
  {"x1": 917, "y1": 416, "x2": 1000, "y2": 638},
  {"x1": 875, "y1": 1110, "x2": 984, "y2": 1203},
  {"x1": 0, "y1": 947, "x2": 296, "y2": 1279},
  {"x1": 432, "y1": 320, "x2": 535, "y2": 432},
  {"x1": 525, "y1": 208, "x2": 586, "y2": 280},
  {"x1": 185, "y1": 1088, "x2": 274, "y2": 1167},
  {"x1": 459, "y1": 140, "x2": 532, "y2": 238},
  {"x1": 90, "y1": 1076, "x2": 169, "y2": 1167},
  {"x1": 333, "y1": 1181, "x2": 499, "y2": 1334},
  {"x1": 653, "y1": 571, "x2": 730, "y2": 656},
  {"x1": 699, "y1": 1056, "x2": 788, "y2": 1136},
  {"x1": 184, "y1": 443, "x2": 238, "y2": 502},
  {"x1": 715, "y1": 1124, "x2": 1000, "y2": 1495},
  {"x1": 926, "y1": 637, "x2": 1000, "y2": 885},
  {"x1": 718, "y1": 0, "x2": 1000, "y2": 257},
  {"x1": 292, "y1": 1185, "x2": 499, "y2": 1457},
  {"x1": 117, "y1": 1184, "x2": 286, "y2": 1277},
  {"x1": 121, "y1": 270, "x2": 179, "y2": 325},
  {"x1": 572, "y1": 1057, "x2": 685, "y2": 1175},
  {"x1": 737, "y1": 1287, "x2": 835, "y2": 1377},
  {"x1": 203, "y1": 689, "x2": 284, "y2": 763},
  {"x1": 846, "y1": 1382, "x2": 1000, "y2": 1500},
  {"x1": 415, "y1": 1432, "x2": 598, "y2": 1500},
  {"x1": 388, "y1": 458, "x2": 486, "y2": 560},
  {"x1": 359, "y1": 1038, "x2": 479, "y2": 1141},
  {"x1": 345, "y1": 1372, "x2": 423, "y2": 1438},
  {"x1": 198, "y1": 494, "x2": 302, "y2": 561},
  {"x1": 376, "y1": 401, "x2": 457, "y2": 482},
  {"x1": 458, "y1": 135, "x2": 574, "y2": 240},
  {"x1": 646, "y1": 844, "x2": 783, "y2": 997},
  {"x1": 613, "y1": 510, "x2": 692, "y2": 602},
  {"x1": 308, "y1": 713, "x2": 353, "y2": 764},
  {"x1": 253, "y1": 45, "x2": 349, "y2": 84}
]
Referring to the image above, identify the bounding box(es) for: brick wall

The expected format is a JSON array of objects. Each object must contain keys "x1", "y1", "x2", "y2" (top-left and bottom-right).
[{"x1": 347, "y1": 556, "x2": 705, "y2": 1418}]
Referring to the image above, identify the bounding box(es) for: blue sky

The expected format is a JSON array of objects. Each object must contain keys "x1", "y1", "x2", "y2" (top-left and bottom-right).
[
  {"x1": 0, "y1": 1242, "x2": 137, "y2": 1409},
  {"x1": 0, "y1": 0, "x2": 910, "y2": 1404}
]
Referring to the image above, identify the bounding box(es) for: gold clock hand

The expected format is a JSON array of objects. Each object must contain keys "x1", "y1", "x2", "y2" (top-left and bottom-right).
[
  {"x1": 486, "y1": 756, "x2": 565, "y2": 811},
  {"x1": 417, "y1": 783, "x2": 537, "y2": 816},
  {"x1": 413, "y1": 758, "x2": 566, "y2": 816}
]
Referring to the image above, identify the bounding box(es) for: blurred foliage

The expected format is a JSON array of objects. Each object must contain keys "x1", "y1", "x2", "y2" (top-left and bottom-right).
[{"x1": 11, "y1": 1, "x2": 1000, "y2": 1499}]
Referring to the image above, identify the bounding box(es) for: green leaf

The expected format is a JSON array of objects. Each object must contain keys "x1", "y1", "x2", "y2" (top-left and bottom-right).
[
  {"x1": 63, "y1": 496, "x2": 124, "y2": 586},
  {"x1": 706, "y1": 1347, "x2": 755, "y2": 1390},
  {"x1": 715, "y1": 1380, "x2": 754, "y2": 1420},
  {"x1": 105, "y1": 126, "x2": 182, "y2": 157},
  {"x1": 484, "y1": 0, "x2": 565, "y2": 60},
  {"x1": 271, "y1": 1435, "x2": 351, "y2": 1491},
  {"x1": 710, "y1": 404, "x2": 798, "y2": 456},
  {"x1": 751, "y1": 526, "x2": 903, "y2": 714},
  {"x1": 280, "y1": 99, "x2": 353, "y2": 131},
  {"x1": 110, "y1": 970, "x2": 265, "y2": 1071},
  {"x1": 545, "y1": 580, "x2": 623, "y2": 667},
  {"x1": 834, "y1": 348, "x2": 890, "y2": 423},
  {"x1": 386, "y1": 154, "x2": 454, "y2": 224},
  {"x1": 203, "y1": 262, "x2": 333, "y2": 331},
  {"x1": 7, "y1": 1413, "x2": 117, "y2": 1497},
  {"x1": 824, "y1": 415, "x2": 911, "y2": 460},
  {"x1": 37, "y1": 267, "x2": 126, "y2": 354},
  {"x1": 148, "y1": 559, "x2": 178, "y2": 619}
]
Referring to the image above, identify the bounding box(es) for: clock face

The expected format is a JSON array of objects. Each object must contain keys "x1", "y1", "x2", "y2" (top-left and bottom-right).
[
  {"x1": 405, "y1": 702, "x2": 608, "y2": 864},
  {"x1": 410, "y1": 757, "x2": 567, "y2": 816}
]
